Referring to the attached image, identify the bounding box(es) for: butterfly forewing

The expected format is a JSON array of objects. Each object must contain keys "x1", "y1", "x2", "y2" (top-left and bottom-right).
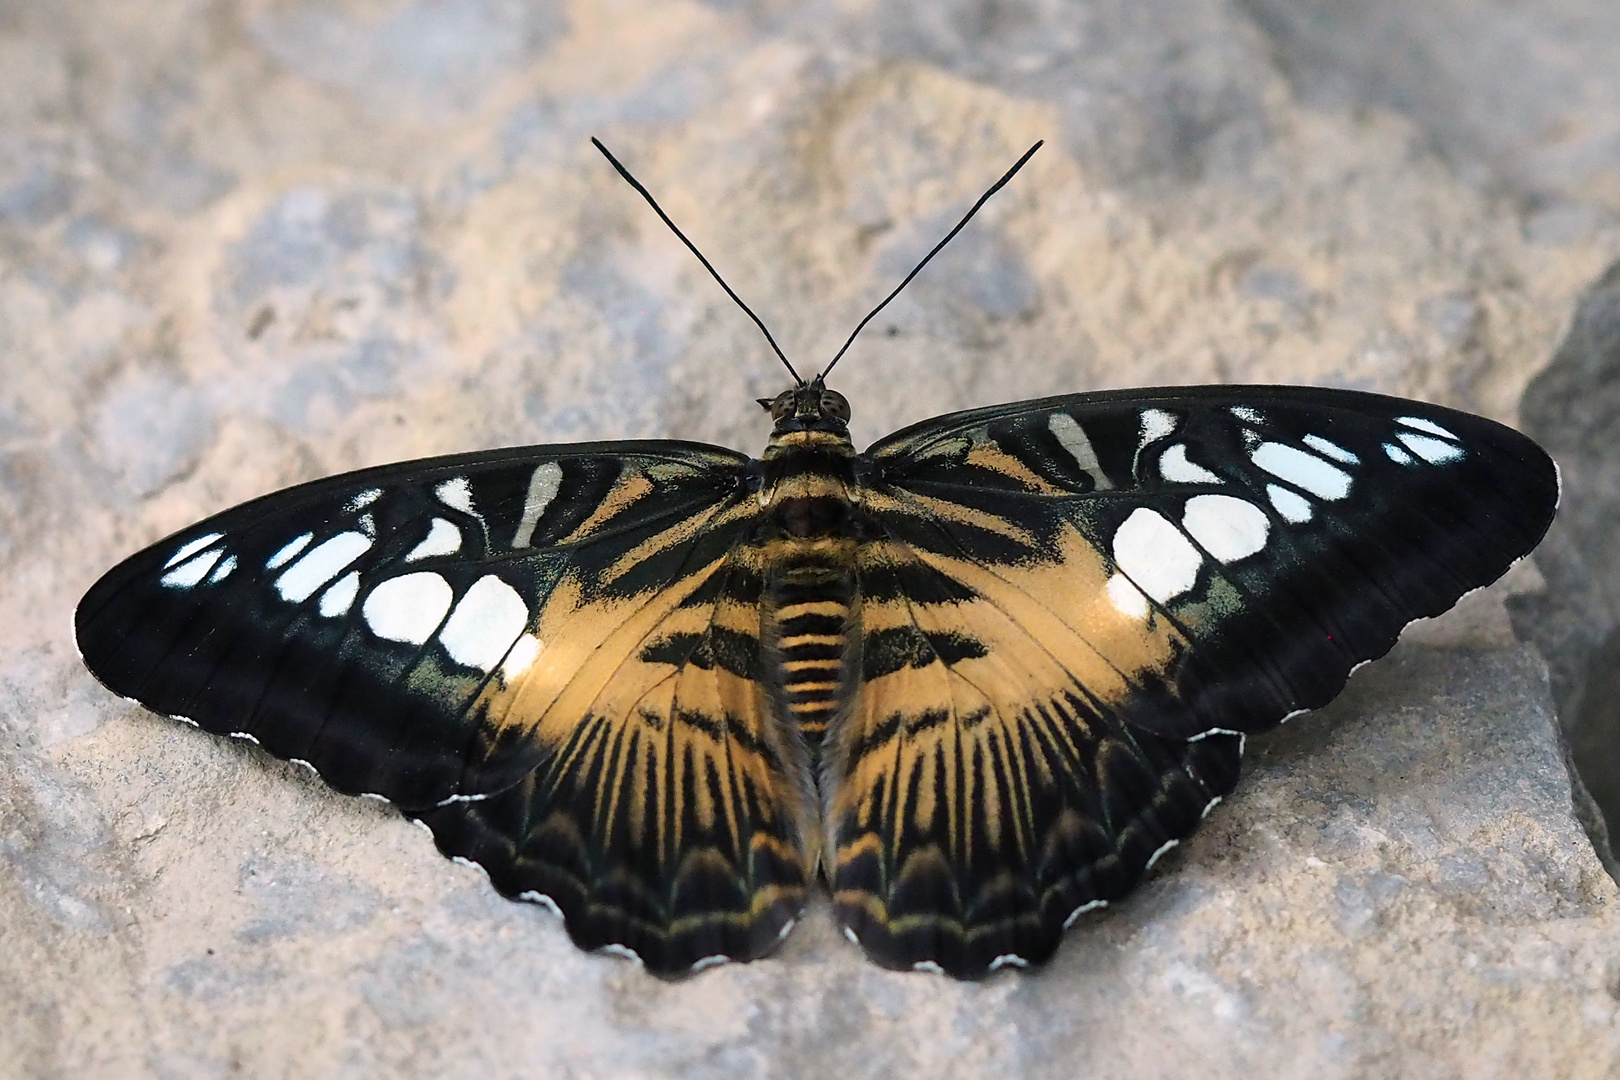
[
  {"x1": 828, "y1": 386, "x2": 1557, "y2": 974},
  {"x1": 76, "y1": 439, "x2": 817, "y2": 973},
  {"x1": 868, "y1": 386, "x2": 1556, "y2": 735}
]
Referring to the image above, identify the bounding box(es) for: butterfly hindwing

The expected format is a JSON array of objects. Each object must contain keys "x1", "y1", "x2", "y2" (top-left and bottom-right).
[
  {"x1": 829, "y1": 534, "x2": 1244, "y2": 974},
  {"x1": 76, "y1": 440, "x2": 816, "y2": 973},
  {"x1": 828, "y1": 386, "x2": 1557, "y2": 974},
  {"x1": 418, "y1": 532, "x2": 816, "y2": 970}
]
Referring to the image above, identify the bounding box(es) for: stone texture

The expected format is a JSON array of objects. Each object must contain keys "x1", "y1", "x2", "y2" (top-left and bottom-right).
[
  {"x1": 1515, "y1": 263, "x2": 1620, "y2": 852},
  {"x1": 4, "y1": 1, "x2": 1620, "y2": 1076}
]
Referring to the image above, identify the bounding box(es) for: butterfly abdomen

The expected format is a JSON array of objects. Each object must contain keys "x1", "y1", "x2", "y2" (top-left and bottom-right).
[
  {"x1": 765, "y1": 556, "x2": 857, "y2": 750},
  {"x1": 758, "y1": 426, "x2": 862, "y2": 754}
]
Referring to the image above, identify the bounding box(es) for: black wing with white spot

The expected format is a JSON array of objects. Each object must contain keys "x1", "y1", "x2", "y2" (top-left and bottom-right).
[
  {"x1": 826, "y1": 385, "x2": 1557, "y2": 975},
  {"x1": 76, "y1": 440, "x2": 818, "y2": 974}
]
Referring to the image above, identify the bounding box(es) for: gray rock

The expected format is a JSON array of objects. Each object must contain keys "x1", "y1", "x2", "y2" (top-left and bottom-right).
[
  {"x1": 4, "y1": 0, "x2": 1620, "y2": 1075},
  {"x1": 1515, "y1": 261, "x2": 1620, "y2": 856}
]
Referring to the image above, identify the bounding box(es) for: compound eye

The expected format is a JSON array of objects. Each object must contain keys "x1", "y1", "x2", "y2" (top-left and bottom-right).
[
  {"x1": 820, "y1": 390, "x2": 851, "y2": 422},
  {"x1": 769, "y1": 392, "x2": 796, "y2": 421}
]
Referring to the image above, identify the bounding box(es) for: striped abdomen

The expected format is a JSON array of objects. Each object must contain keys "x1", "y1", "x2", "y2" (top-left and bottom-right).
[
  {"x1": 765, "y1": 549, "x2": 856, "y2": 753},
  {"x1": 757, "y1": 426, "x2": 862, "y2": 755}
]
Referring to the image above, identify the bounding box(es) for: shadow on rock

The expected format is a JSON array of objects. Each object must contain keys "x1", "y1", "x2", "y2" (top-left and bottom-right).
[{"x1": 1512, "y1": 259, "x2": 1620, "y2": 867}]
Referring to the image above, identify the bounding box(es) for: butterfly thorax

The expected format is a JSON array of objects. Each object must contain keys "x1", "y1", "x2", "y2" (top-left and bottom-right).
[{"x1": 755, "y1": 385, "x2": 864, "y2": 756}]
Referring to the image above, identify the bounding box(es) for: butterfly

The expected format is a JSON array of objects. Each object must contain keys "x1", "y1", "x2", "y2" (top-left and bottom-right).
[{"x1": 75, "y1": 140, "x2": 1559, "y2": 978}]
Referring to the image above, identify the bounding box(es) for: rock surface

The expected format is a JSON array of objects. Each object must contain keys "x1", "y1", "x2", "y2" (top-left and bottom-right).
[
  {"x1": 1516, "y1": 263, "x2": 1620, "y2": 853},
  {"x1": 4, "y1": 1, "x2": 1620, "y2": 1076}
]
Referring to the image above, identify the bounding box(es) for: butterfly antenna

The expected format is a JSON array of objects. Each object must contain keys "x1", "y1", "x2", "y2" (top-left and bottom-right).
[
  {"x1": 820, "y1": 140, "x2": 1043, "y2": 382},
  {"x1": 592, "y1": 138, "x2": 805, "y2": 387}
]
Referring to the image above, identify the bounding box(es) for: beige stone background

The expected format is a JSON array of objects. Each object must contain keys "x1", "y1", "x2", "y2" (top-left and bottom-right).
[{"x1": 6, "y1": 0, "x2": 1620, "y2": 1076}]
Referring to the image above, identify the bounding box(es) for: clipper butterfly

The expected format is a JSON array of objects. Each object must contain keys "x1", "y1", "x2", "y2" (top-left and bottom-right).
[{"x1": 76, "y1": 141, "x2": 1559, "y2": 977}]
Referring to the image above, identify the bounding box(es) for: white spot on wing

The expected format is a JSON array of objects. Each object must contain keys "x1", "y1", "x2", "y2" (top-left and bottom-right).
[
  {"x1": 1140, "y1": 408, "x2": 1177, "y2": 446},
  {"x1": 208, "y1": 555, "x2": 237, "y2": 584},
  {"x1": 1200, "y1": 796, "x2": 1223, "y2": 819},
  {"x1": 689, "y1": 954, "x2": 731, "y2": 972},
  {"x1": 912, "y1": 960, "x2": 946, "y2": 975},
  {"x1": 161, "y1": 547, "x2": 223, "y2": 589},
  {"x1": 1302, "y1": 434, "x2": 1359, "y2": 464},
  {"x1": 405, "y1": 517, "x2": 461, "y2": 562},
  {"x1": 1384, "y1": 442, "x2": 1416, "y2": 466},
  {"x1": 597, "y1": 943, "x2": 644, "y2": 965},
  {"x1": 1229, "y1": 406, "x2": 1263, "y2": 424},
  {"x1": 1266, "y1": 483, "x2": 1313, "y2": 524},
  {"x1": 512, "y1": 462, "x2": 564, "y2": 548},
  {"x1": 363, "y1": 571, "x2": 453, "y2": 645},
  {"x1": 276, "y1": 532, "x2": 372, "y2": 603},
  {"x1": 1396, "y1": 430, "x2": 1464, "y2": 465},
  {"x1": 265, "y1": 532, "x2": 313, "y2": 570},
  {"x1": 519, "y1": 890, "x2": 564, "y2": 918},
  {"x1": 500, "y1": 633, "x2": 543, "y2": 681},
  {"x1": 1145, "y1": 838, "x2": 1180, "y2": 870},
  {"x1": 435, "y1": 477, "x2": 475, "y2": 514},
  {"x1": 1063, "y1": 899, "x2": 1107, "y2": 929},
  {"x1": 1106, "y1": 574, "x2": 1151, "y2": 619},
  {"x1": 1188, "y1": 727, "x2": 1247, "y2": 756},
  {"x1": 1396, "y1": 415, "x2": 1459, "y2": 441},
  {"x1": 988, "y1": 954, "x2": 1029, "y2": 971},
  {"x1": 451, "y1": 855, "x2": 491, "y2": 883},
  {"x1": 1159, "y1": 443, "x2": 1221, "y2": 484},
  {"x1": 1047, "y1": 413, "x2": 1112, "y2": 489},
  {"x1": 165, "y1": 533, "x2": 224, "y2": 569},
  {"x1": 318, "y1": 572, "x2": 360, "y2": 617},
  {"x1": 1112, "y1": 507, "x2": 1203, "y2": 605},
  {"x1": 346, "y1": 488, "x2": 383, "y2": 512},
  {"x1": 439, "y1": 575, "x2": 529, "y2": 671},
  {"x1": 1182, "y1": 495, "x2": 1269, "y2": 563},
  {"x1": 1252, "y1": 442, "x2": 1352, "y2": 500},
  {"x1": 1188, "y1": 726, "x2": 1243, "y2": 742}
]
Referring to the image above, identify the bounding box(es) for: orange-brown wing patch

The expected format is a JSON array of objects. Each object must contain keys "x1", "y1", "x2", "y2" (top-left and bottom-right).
[
  {"x1": 394, "y1": 460, "x2": 818, "y2": 975},
  {"x1": 826, "y1": 529, "x2": 1242, "y2": 976},
  {"x1": 423, "y1": 528, "x2": 816, "y2": 974}
]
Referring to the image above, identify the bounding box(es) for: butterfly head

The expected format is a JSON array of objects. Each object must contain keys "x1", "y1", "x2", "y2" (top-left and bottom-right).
[{"x1": 757, "y1": 378, "x2": 852, "y2": 435}]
